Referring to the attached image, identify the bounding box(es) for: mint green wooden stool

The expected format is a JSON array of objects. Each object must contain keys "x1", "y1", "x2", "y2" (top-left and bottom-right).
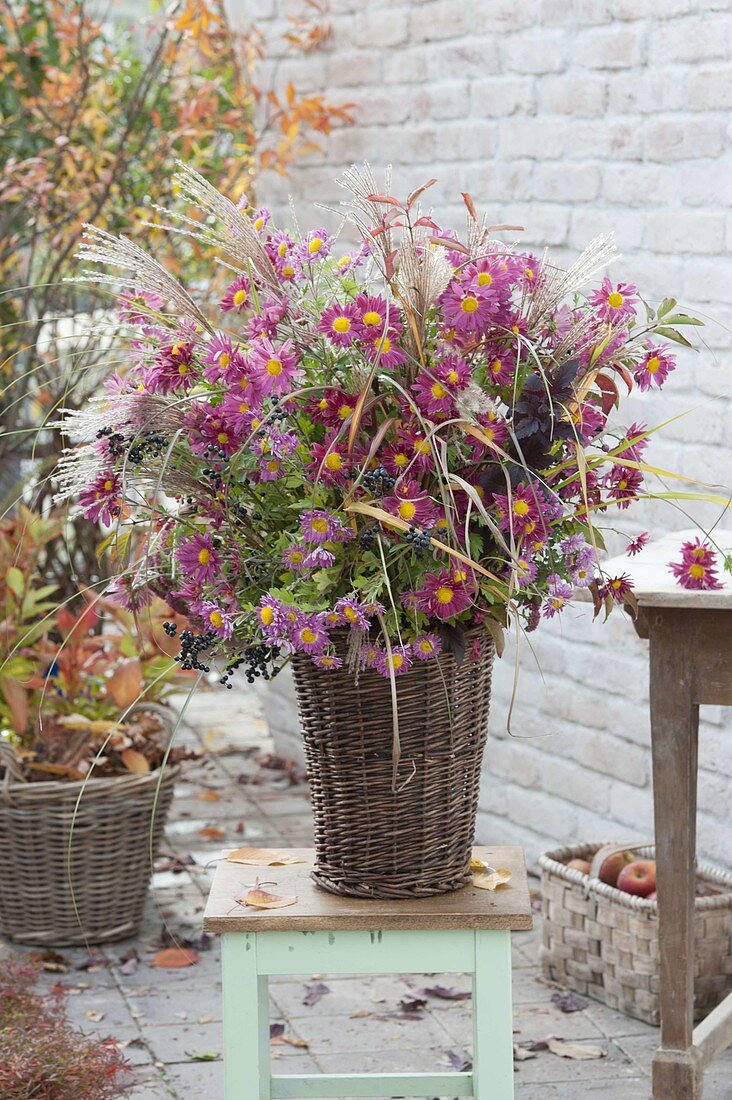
[{"x1": 204, "y1": 845, "x2": 531, "y2": 1099}]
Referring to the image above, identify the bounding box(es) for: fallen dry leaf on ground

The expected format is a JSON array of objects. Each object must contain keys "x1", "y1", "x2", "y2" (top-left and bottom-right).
[
  {"x1": 199, "y1": 826, "x2": 225, "y2": 840},
  {"x1": 302, "y1": 981, "x2": 330, "y2": 1006},
  {"x1": 120, "y1": 747, "x2": 150, "y2": 774},
  {"x1": 514, "y1": 1044, "x2": 538, "y2": 1061},
  {"x1": 472, "y1": 866, "x2": 512, "y2": 890},
  {"x1": 227, "y1": 847, "x2": 307, "y2": 866},
  {"x1": 242, "y1": 886, "x2": 298, "y2": 910},
  {"x1": 198, "y1": 790, "x2": 220, "y2": 802},
  {"x1": 470, "y1": 856, "x2": 488, "y2": 873},
  {"x1": 547, "y1": 1038, "x2": 606, "y2": 1060},
  {"x1": 152, "y1": 946, "x2": 199, "y2": 969},
  {"x1": 422, "y1": 984, "x2": 470, "y2": 1001},
  {"x1": 551, "y1": 990, "x2": 589, "y2": 1013}
]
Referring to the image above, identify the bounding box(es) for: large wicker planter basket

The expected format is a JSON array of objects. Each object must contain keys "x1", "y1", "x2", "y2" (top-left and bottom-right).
[
  {"x1": 291, "y1": 627, "x2": 494, "y2": 899},
  {"x1": 539, "y1": 841, "x2": 732, "y2": 1026},
  {"x1": 0, "y1": 755, "x2": 179, "y2": 946}
]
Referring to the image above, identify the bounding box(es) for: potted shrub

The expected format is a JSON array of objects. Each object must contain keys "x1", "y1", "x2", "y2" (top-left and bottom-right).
[
  {"x1": 0, "y1": 507, "x2": 192, "y2": 944},
  {"x1": 56, "y1": 165, "x2": 711, "y2": 899}
]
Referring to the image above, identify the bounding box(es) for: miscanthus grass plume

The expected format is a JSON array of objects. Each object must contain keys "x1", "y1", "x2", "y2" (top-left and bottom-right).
[{"x1": 57, "y1": 163, "x2": 712, "y2": 684}]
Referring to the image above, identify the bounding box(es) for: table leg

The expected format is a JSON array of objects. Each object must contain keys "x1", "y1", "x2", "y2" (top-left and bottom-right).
[
  {"x1": 222, "y1": 933, "x2": 271, "y2": 1100},
  {"x1": 473, "y1": 929, "x2": 514, "y2": 1100},
  {"x1": 649, "y1": 620, "x2": 703, "y2": 1099}
]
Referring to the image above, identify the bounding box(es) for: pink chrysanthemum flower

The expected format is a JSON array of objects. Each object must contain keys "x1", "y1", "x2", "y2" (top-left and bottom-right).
[
  {"x1": 463, "y1": 256, "x2": 512, "y2": 298},
  {"x1": 599, "y1": 574, "x2": 635, "y2": 603},
  {"x1": 220, "y1": 273, "x2": 251, "y2": 314},
  {"x1": 282, "y1": 544, "x2": 308, "y2": 571},
  {"x1": 258, "y1": 456, "x2": 284, "y2": 481},
  {"x1": 201, "y1": 600, "x2": 234, "y2": 639},
  {"x1": 176, "y1": 533, "x2": 221, "y2": 583},
  {"x1": 634, "y1": 343, "x2": 676, "y2": 392},
  {"x1": 249, "y1": 338, "x2": 303, "y2": 397},
  {"x1": 364, "y1": 328, "x2": 407, "y2": 369},
  {"x1": 256, "y1": 596, "x2": 290, "y2": 642},
  {"x1": 300, "y1": 509, "x2": 338, "y2": 544},
  {"x1": 485, "y1": 353, "x2": 514, "y2": 387},
  {"x1": 333, "y1": 242, "x2": 370, "y2": 275},
  {"x1": 413, "y1": 370, "x2": 457, "y2": 418},
  {"x1": 320, "y1": 389, "x2": 360, "y2": 427},
  {"x1": 396, "y1": 428, "x2": 433, "y2": 474},
  {"x1": 290, "y1": 613, "x2": 330, "y2": 655},
  {"x1": 513, "y1": 555, "x2": 538, "y2": 588},
  {"x1": 668, "y1": 538, "x2": 724, "y2": 591},
  {"x1": 415, "y1": 568, "x2": 474, "y2": 620},
  {"x1": 313, "y1": 653, "x2": 343, "y2": 670},
  {"x1": 470, "y1": 409, "x2": 509, "y2": 459},
  {"x1": 511, "y1": 253, "x2": 543, "y2": 291},
  {"x1": 354, "y1": 293, "x2": 395, "y2": 337},
  {"x1": 186, "y1": 402, "x2": 243, "y2": 457},
  {"x1": 577, "y1": 321, "x2": 629, "y2": 369},
  {"x1": 617, "y1": 421, "x2": 650, "y2": 462},
  {"x1": 247, "y1": 297, "x2": 289, "y2": 340},
  {"x1": 219, "y1": 391, "x2": 259, "y2": 434},
  {"x1": 318, "y1": 303, "x2": 361, "y2": 348},
  {"x1": 541, "y1": 574, "x2": 574, "y2": 618},
  {"x1": 309, "y1": 432, "x2": 355, "y2": 486},
  {"x1": 605, "y1": 465, "x2": 644, "y2": 510},
  {"x1": 626, "y1": 531, "x2": 650, "y2": 556},
  {"x1": 299, "y1": 228, "x2": 333, "y2": 263},
  {"x1": 492, "y1": 483, "x2": 543, "y2": 538},
  {"x1": 360, "y1": 642, "x2": 383, "y2": 669},
  {"x1": 440, "y1": 280, "x2": 495, "y2": 334},
  {"x1": 303, "y1": 547, "x2": 336, "y2": 569},
  {"x1": 412, "y1": 632, "x2": 442, "y2": 660},
  {"x1": 79, "y1": 471, "x2": 123, "y2": 526},
  {"x1": 574, "y1": 401, "x2": 606, "y2": 444},
  {"x1": 118, "y1": 287, "x2": 163, "y2": 325},
  {"x1": 201, "y1": 333, "x2": 245, "y2": 384},
  {"x1": 375, "y1": 645, "x2": 413, "y2": 677},
  {"x1": 335, "y1": 595, "x2": 372, "y2": 630},
  {"x1": 383, "y1": 478, "x2": 439, "y2": 527},
  {"x1": 144, "y1": 330, "x2": 198, "y2": 394},
  {"x1": 589, "y1": 276, "x2": 639, "y2": 322}
]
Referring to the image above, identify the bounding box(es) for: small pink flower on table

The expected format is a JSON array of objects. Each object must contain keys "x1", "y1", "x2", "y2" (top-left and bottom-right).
[{"x1": 668, "y1": 538, "x2": 724, "y2": 591}]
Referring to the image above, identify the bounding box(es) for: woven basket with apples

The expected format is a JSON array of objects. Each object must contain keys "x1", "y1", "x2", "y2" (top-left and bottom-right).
[{"x1": 539, "y1": 841, "x2": 732, "y2": 1026}]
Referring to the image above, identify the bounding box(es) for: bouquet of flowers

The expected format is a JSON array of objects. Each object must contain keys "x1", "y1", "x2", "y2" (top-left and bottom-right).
[{"x1": 58, "y1": 164, "x2": 709, "y2": 686}]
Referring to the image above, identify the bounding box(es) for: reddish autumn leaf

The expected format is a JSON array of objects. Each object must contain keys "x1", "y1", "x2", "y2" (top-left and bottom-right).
[
  {"x1": 120, "y1": 748, "x2": 150, "y2": 775},
  {"x1": 152, "y1": 946, "x2": 199, "y2": 969},
  {"x1": 365, "y1": 192, "x2": 403, "y2": 207},
  {"x1": 198, "y1": 789, "x2": 220, "y2": 802},
  {"x1": 106, "y1": 657, "x2": 143, "y2": 708},
  {"x1": 461, "y1": 191, "x2": 478, "y2": 222},
  {"x1": 199, "y1": 826, "x2": 225, "y2": 840},
  {"x1": 243, "y1": 887, "x2": 298, "y2": 910},
  {"x1": 406, "y1": 178, "x2": 437, "y2": 209}
]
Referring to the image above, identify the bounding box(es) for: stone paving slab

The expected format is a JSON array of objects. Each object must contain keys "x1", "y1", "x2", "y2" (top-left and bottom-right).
[{"x1": 3, "y1": 684, "x2": 732, "y2": 1099}]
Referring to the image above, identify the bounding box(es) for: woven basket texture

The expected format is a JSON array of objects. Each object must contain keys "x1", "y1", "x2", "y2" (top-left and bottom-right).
[
  {"x1": 0, "y1": 765, "x2": 178, "y2": 946},
  {"x1": 291, "y1": 627, "x2": 494, "y2": 899},
  {"x1": 539, "y1": 841, "x2": 732, "y2": 1025}
]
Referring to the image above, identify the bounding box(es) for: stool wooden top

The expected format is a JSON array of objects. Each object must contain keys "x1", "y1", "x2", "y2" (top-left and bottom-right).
[{"x1": 203, "y1": 846, "x2": 532, "y2": 933}]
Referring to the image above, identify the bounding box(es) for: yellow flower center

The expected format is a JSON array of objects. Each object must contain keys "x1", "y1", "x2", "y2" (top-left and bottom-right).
[
  {"x1": 178, "y1": 363, "x2": 190, "y2": 375},
  {"x1": 300, "y1": 627, "x2": 318, "y2": 644},
  {"x1": 390, "y1": 653, "x2": 404, "y2": 671},
  {"x1": 233, "y1": 288, "x2": 247, "y2": 307},
  {"x1": 333, "y1": 316, "x2": 351, "y2": 333},
  {"x1": 618, "y1": 479, "x2": 628, "y2": 490},
  {"x1": 267, "y1": 459, "x2": 280, "y2": 473},
  {"x1": 461, "y1": 295, "x2": 479, "y2": 313},
  {"x1": 282, "y1": 264, "x2": 295, "y2": 278},
  {"x1": 689, "y1": 563, "x2": 705, "y2": 579},
  {"x1": 209, "y1": 610, "x2": 224, "y2": 628},
  {"x1": 453, "y1": 569, "x2": 468, "y2": 583},
  {"x1": 277, "y1": 241, "x2": 289, "y2": 257},
  {"x1": 308, "y1": 237, "x2": 324, "y2": 254},
  {"x1": 220, "y1": 352, "x2": 230, "y2": 370},
  {"x1": 491, "y1": 359, "x2": 502, "y2": 375},
  {"x1": 436, "y1": 586, "x2": 454, "y2": 605},
  {"x1": 312, "y1": 517, "x2": 329, "y2": 534},
  {"x1": 260, "y1": 606, "x2": 274, "y2": 626},
  {"x1": 266, "y1": 358, "x2": 283, "y2": 376},
  {"x1": 513, "y1": 499, "x2": 530, "y2": 516},
  {"x1": 447, "y1": 369, "x2": 459, "y2": 384},
  {"x1": 253, "y1": 216, "x2": 265, "y2": 231},
  {"x1": 431, "y1": 382, "x2": 447, "y2": 400},
  {"x1": 647, "y1": 356, "x2": 660, "y2": 374},
  {"x1": 611, "y1": 578, "x2": 623, "y2": 590},
  {"x1": 398, "y1": 500, "x2": 417, "y2": 521},
  {"x1": 692, "y1": 547, "x2": 706, "y2": 560},
  {"x1": 344, "y1": 607, "x2": 358, "y2": 622},
  {"x1": 477, "y1": 272, "x2": 492, "y2": 286},
  {"x1": 251, "y1": 418, "x2": 261, "y2": 431},
  {"x1": 338, "y1": 403, "x2": 353, "y2": 420},
  {"x1": 197, "y1": 548, "x2": 211, "y2": 566},
  {"x1": 337, "y1": 254, "x2": 351, "y2": 268},
  {"x1": 414, "y1": 439, "x2": 430, "y2": 455},
  {"x1": 290, "y1": 551, "x2": 304, "y2": 564},
  {"x1": 607, "y1": 290, "x2": 624, "y2": 308},
  {"x1": 363, "y1": 310, "x2": 382, "y2": 327},
  {"x1": 419, "y1": 639, "x2": 434, "y2": 653},
  {"x1": 217, "y1": 432, "x2": 228, "y2": 444},
  {"x1": 524, "y1": 266, "x2": 534, "y2": 280},
  {"x1": 379, "y1": 337, "x2": 392, "y2": 354},
  {"x1": 103, "y1": 479, "x2": 114, "y2": 492},
  {"x1": 325, "y1": 452, "x2": 343, "y2": 471}
]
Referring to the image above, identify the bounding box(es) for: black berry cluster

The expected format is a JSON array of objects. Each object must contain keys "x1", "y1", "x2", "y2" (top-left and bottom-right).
[
  {"x1": 405, "y1": 524, "x2": 433, "y2": 556},
  {"x1": 175, "y1": 628, "x2": 218, "y2": 672},
  {"x1": 359, "y1": 524, "x2": 377, "y2": 549},
  {"x1": 361, "y1": 465, "x2": 396, "y2": 495},
  {"x1": 218, "y1": 644, "x2": 282, "y2": 687}
]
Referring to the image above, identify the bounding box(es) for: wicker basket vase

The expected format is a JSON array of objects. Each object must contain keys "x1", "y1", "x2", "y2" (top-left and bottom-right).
[
  {"x1": 539, "y1": 841, "x2": 732, "y2": 1026},
  {"x1": 291, "y1": 627, "x2": 495, "y2": 899},
  {"x1": 0, "y1": 753, "x2": 179, "y2": 946}
]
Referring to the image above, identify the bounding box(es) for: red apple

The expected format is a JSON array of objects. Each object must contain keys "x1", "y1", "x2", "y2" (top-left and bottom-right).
[
  {"x1": 566, "y1": 858, "x2": 592, "y2": 874},
  {"x1": 616, "y1": 859, "x2": 657, "y2": 897},
  {"x1": 598, "y1": 849, "x2": 635, "y2": 887}
]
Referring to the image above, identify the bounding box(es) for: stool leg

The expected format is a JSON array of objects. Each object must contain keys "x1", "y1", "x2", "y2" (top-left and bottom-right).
[
  {"x1": 472, "y1": 929, "x2": 514, "y2": 1100},
  {"x1": 222, "y1": 933, "x2": 271, "y2": 1100}
]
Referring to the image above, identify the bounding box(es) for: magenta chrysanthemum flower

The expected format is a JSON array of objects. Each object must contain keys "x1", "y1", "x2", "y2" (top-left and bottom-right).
[
  {"x1": 333, "y1": 242, "x2": 369, "y2": 275},
  {"x1": 511, "y1": 253, "x2": 543, "y2": 291},
  {"x1": 375, "y1": 645, "x2": 413, "y2": 677},
  {"x1": 247, "y1": 297, "x2": 289, "y2": 340},
  {"x1": 220, "y1": 273, "x2": 251, "y2": 313},
  {"x1": 440, "y1": 280, "x2": 495, "y2": 334},
  {"x1": 176, "y1": 533, "x2": 221, "y2": 583},
  {"x1": 485, "y1": 353, "x2": 514, "y2": 387},
  {"x1": 144, "y1": 330, "x2": 198, "y2": 394},
  {"x1": 605, "y1": 465, "x2": 644, "y2": 510},
  {"x1": 589, "y1": 276, "x2": 639, "y2": 322},
  {"x1": 364, "y1": 328, "x2": 407, "y2": 369},
  {"x1": 360, "y1": 642, "x2": 383, "y2": 669},
  {"x1": 303, "y1": 547, "x2": 336, "y2": 569},
  {"x1": 335, "y1": 595, "x2": 372, "y2": 630},
  {"x1": 541, "y1": 574, "x2": 573, "y2": 618},
  {"x1": 258, "y1": 456, "x2": 285, "y2": 481},
  {"x1": 668, "y1": 538, "x2": 724, "y2": 590},
  {"x1": 201, "y1": 333, "x2": 244, "y2": 384},
  {"x1": 383, "y1": 478, "x2": 439, "y2": 528},
  {"x1": 411, "y1": 632, "x2": 442, "y2": 660},
  {"x1": 413, "y1": 370, "x2": 457, "y2": 418},
  {"x1": 248, "y1": 338, "x2": 303, "y2": 397},
  {"x1": 513, "y1": 555, "x2": 538, "y2": 588},
  {"x1": 354, "y1": 293, "x2": 395, "y2": 337},
  {"x1": 290, "y1": 613, "x2": 330, "y2": 655},
  {"x1": 201, "y1": 600, "x2": 234, "y2": 639},
  {"x1": 186, "y1": 401, "x2": 244, "y2": 457},
  {"x1": 309, "y1": 432, "x2": 355, "y2": 486},
  {"x1": 463, "y1": 256, "x2": 512, "y2": 299},
  {"x1": 300, "y1": 509, "x2": 337, "y2": 544},
  {"x1": 599, "y1": 574, "x2": 635, "y2": 603},
  {"x1": 250, "y1": 206, "x2": 271, "y2": 234},
  {"x1": 634, "y1": 343, "x2": 676, "y2": 392},
  {"x1": 256, "y1": 596, "x2": 290, "y2": 642},
  {"x1": 626, "y1": 531, "x2": 650, "y2": 556},
  {"x1": 282, "y1": 544, "x2": 308, "y2": 571},
  {"x1": 299, "y1": 228, "x2": 333, "y2": 263},
  {"x1": 312, "y1": 652, "x2": 343, "y2": 670},
  {"x1": 617, "y1": 422, "x2": 650, "y2": 462},
  {"x1": 118, "y1": 287, "x2": 163, "y2": 325},
  {"x1": 318, "y1": 303, "x2": 361, "y2": 348},
  {"x1": 415, "y1": 568, "x2": 474, "y2": 620},
  {"x1": 493, "y1": 483, "x2": 544, "y2": 538},
  {"x1": 79, "y1": 471, "x2": 123, "y2": 526}
]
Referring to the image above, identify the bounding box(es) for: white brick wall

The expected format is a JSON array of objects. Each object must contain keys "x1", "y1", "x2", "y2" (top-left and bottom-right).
[{"x1": 229, "y1": 0, "x2": 732, "y2": 871}]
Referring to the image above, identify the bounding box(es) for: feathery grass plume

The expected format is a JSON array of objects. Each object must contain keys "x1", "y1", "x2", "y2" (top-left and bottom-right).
[{"x1": 527, "y1": 234, "x2": 618, "y2": 330}]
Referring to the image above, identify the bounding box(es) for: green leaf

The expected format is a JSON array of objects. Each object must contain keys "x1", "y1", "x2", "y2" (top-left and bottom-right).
[
  {"x1": 6, "y1": 567, "x2": 24, "y2": 598},
  {"x1": 656, "y1": 297, "x2": 677, "y2": 318},
  {"x1": 120, "y1": 633, "x2": 138, "y2": 658},
  {"x1": 185, "y1": 1050, "x2": 220, "y2": 1062},
  {"x1": 661, "y1": 313, "x2": 704, "y2": 327},
  {"x1": 654, "y1": 326, "x2": 694, "y2": 348}
]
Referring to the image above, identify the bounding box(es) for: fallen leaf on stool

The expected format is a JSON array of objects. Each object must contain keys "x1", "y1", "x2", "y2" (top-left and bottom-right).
[
  {"x1": 470, "y1": 856, "x2": 488, "y2": 873},
  {"x1": 547, "y1": 1038, "x2": 606, "y2": 1060},
  {"x1": 472, "y1": 866, "x2": 512, "y2": 890},
  {"x1": 152, "y1": 946, "x2": 199, "y2": 968},
  {"x1": 513, "y1": 1044, "x2": 538, "y2": 1061},
  {"x1": 226, "y1": 848, "x2": 307, "y2": 867},
  {"x1": 242, "y1": 886, "x2": 298, "y2": 909}
]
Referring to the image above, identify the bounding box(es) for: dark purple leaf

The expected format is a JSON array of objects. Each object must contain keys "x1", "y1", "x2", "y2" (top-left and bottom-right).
[
  {"x1": 551, "y1": 991, "x2": 588, "y2": 1013},
  {"x1": 519, "y1": 1036, "x2": 556, "y2": 1052},
  {"x1": 302, "y1": 981, "x2": 330, "y2": 1006},
  {"x1": 445, "y1": 1049, "x2": 472, "y2": 1071},
  {"x1": 269, "y1": 1022, "x2": 285, "y2": 1039},
  {"x1": 436, "y1": 623, "x2": 466, "y2": 666},
  {"x1": 422, "y1": 984, "x2": 470, "y2": 1001},
  {"x1": 397, "y1": 994, "x2": 428, "y2": 1018},
  {"x1": 117, "y1": 949, "x2": 140, "y2": 976},
  {"x1": 75, "y1": 954, "x2": 108, "y2": 971}
]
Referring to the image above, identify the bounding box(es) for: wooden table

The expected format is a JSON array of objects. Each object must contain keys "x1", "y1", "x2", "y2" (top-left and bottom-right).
[
  {"x1": 204, "y1": 845, "x2": 532, "y2": 1099},
  {"x1": 601, "y1": 528, "x2": 732, "y2": 1099}
]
